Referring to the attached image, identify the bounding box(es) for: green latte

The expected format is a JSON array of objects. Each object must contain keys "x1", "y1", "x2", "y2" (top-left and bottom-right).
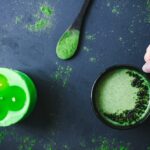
[{"x1": 93, "y1": 67, "x2": 150, "y2": 128}]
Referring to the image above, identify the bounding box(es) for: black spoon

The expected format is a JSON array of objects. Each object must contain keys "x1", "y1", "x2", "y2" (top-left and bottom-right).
[{"x1": 56, "y1": 0, "x2": 92, "y2": 60}]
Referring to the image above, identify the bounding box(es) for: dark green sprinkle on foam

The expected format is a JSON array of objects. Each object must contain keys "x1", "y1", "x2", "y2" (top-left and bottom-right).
[{"x1": 104, "y1": 70, "x2": 150, "y2": 125}]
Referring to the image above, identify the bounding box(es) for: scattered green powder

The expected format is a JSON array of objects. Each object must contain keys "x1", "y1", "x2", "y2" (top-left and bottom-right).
[
  {"x1": 53, "y1": 63, "x2": 72, "y2": 87},
  {"x1": 15, "y1": 16, "x2": 23, "y2": 24},
  {"x1": 43, "y1": 144, "x2": 53, "y2": 150},
  {"x1": 0, "y1": 129, "x2": 37, "y2": 150},
  {"x1": 82, "y1": 33, "x2": 97, "y2": 63},
  {"x1": 96, "y1": 139, "x2": 110, "y2": 150},
  {"x1": 33, "y1": 11, "x2": 41, "y2": 20},
  {"x1": 14, "y1": 4, "x2": 54, "y2": 32},
  {"x1": 62, "y1": 144, "x2": 70, "y2": 150},
  {"x1": 128, "y1": 24, "x2": 134, "y2": 34},
  {"x1": 83, "y1": 46, "x2": 90, "y2": 52},
  {"x1": 26, "y1": 19, "x2": 49, "y2": 32},
  {"x1": 0, "y1": 128, "x2": 132, "y2": 150},
  {"x1": 79, "y1": 139, "x2": 86, "y2": 148},
  {"x1": 18, "y1": 136, "x2": 36, "y2": 150},
  {"x1": 25, "y1": 4, "x2": 54, "y2": 32},
  {"x1": 86, "y1": 33, "x2": 96, "y2": 41},
  {"x1": 119, "y1": 37, "x2": 123, "y2": 41},
  {"x1": 91, "y1": 138, "x2": 97, "y2": 144},
  {"x1": 94, "y1": 137, "x2": 130, "y2": 150},
  {"x1": 112, "y1": 5, "x2": 120, "y2": 15},
  {"x1": 106, "y1": 0, "x2": 121, "y2": 15},
  {"x1": 82, "y1": 33, "x2": 97, "y2": 61},
  {"x1": 40, "y1": 5, "x2": 53, "y2": 16},
  {"x1": 89, "y1": 57, "x2": 97, "y2": 63},
  {"x1": 118, "y1": 37, "x2": 125, "y2": 45},
  {"x1": 56, "y1": 29, "x2": 80, "y2": 60},
  {"x1": 106, "y1": 2, "x2": 111, "y2": 7}
]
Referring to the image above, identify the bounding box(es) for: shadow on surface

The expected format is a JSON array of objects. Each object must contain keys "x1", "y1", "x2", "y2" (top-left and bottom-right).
[{"x1": 19, "y1": 71, "x2": 64, "y2": 131}]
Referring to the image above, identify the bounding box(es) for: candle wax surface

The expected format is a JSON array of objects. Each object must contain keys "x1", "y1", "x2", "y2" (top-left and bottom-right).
[{"x1": 0, "y1": 68, "x2": 37, "y2": 127}]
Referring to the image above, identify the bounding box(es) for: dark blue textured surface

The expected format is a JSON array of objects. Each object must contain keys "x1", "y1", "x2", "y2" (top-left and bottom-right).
[{"x1": 0, "y1": 0, "x2": 150, "y2": 149}]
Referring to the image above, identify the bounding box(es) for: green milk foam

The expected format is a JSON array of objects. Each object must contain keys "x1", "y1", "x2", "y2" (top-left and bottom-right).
[
  {"x1": 56, "y1": 29, "x2": 80, "y2": 60},
  {"x1": 95, "y1": 68, "x2": 150, "y2": 127}
]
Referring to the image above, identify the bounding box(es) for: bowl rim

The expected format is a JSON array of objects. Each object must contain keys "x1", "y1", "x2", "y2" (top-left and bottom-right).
[{"x1": 91, "y1": 65, "x2": 150, "y2": 130}]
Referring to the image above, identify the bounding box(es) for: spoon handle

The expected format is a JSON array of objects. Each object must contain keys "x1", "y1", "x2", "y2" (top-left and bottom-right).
[{"x1": 72, "y1": 0, "x2": 92, "y2": 29}]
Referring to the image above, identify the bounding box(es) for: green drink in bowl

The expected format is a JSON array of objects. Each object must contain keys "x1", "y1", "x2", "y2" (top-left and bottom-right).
[{"x1": 92, "y1": 65, "x2": 150, "y2": 129}]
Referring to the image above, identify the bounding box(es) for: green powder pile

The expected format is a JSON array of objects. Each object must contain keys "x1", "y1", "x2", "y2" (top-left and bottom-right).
[
  {"x1": 26, "y1": 19, "x2": 49, "y2": 32},
  {"x1": 53, "y1": 63, "x2": 72, "y2": 87},
  {"x1": 26, "y1": 5, "x2": 54, "y2": 32},
  {"x1": 56, "y1": 29, "x2": 80, "y2": 60},
  {"x1": 40, "y1": 5, "x2": 53, "y2": 16}
]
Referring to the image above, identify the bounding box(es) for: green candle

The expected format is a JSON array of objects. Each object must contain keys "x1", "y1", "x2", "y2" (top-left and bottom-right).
[
  {"x1": 0, "y1": 75, "x2": 9, "y2": 90},
  {"x1": 0, "y1": 68, "x2": 37, "y2": 127},
  {"x1": 92, "y1": 66, "x2": 150, "y2": 129}
]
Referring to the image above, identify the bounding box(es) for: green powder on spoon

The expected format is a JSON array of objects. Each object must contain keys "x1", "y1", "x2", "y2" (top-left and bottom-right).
[{"x1": 56, "y1": 29, "x2": 80, "y2": 60}]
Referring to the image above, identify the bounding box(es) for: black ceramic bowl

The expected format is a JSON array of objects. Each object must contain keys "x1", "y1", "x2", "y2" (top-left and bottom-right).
[{"x1": 91, "y1": 65, "x2": 150, "y2": 129}]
